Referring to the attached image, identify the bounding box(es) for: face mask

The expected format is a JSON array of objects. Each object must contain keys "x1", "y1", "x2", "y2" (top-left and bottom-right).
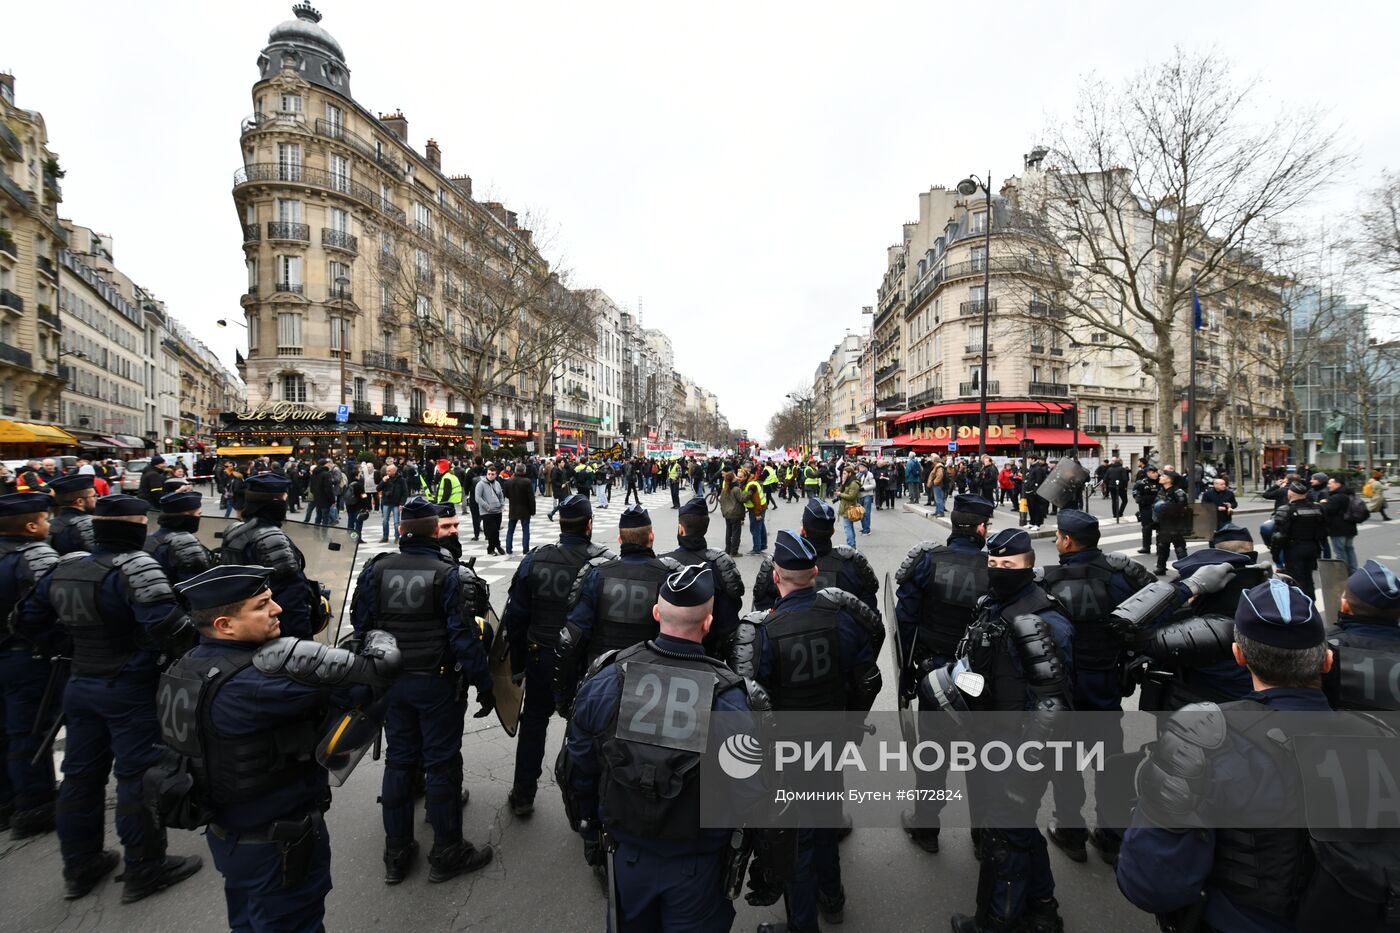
[
  {"x1": 159, "y1": 515, "x2": 201, "y2": 534},
  {"x1": 987, "y1": 567, "x2": 1035, "y2": 600},
  {"x1": 439, "y1": 535, "x2": 463, "y2": 561},
  {"x1": 94, "y1": 520, "x2": 149, "y2": 552}
]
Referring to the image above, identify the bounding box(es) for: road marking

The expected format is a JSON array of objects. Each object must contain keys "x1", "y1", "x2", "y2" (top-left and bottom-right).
[{"x1": 1376, "y1": 555, "x2": 1397, "y2": 560}]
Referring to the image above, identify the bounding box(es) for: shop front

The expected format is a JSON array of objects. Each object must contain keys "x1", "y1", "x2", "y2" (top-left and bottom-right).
[
  {"x1": 891, "y1": 401, "x2": 1101, "y2": 459},
  {"x1": 0, "y1": 420, "x2": 80, "y2": 458},
  {"x1": 213, "y1": 403, "x2": 514, "y2": 463}
]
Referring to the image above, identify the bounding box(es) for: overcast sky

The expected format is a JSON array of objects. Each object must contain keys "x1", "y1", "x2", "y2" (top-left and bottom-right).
[{"x1": 6, "y1": 1, "x2": 1398, "y2": 439}]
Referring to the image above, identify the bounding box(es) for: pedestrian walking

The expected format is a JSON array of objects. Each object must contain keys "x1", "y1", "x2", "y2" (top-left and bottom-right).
[
  {"x1": 1320, "y1": 475, "x2": 1361, "y2": 572},
  {"x1": 837, "y1": 466, "x2": 862, "y2": 548},
  {"x1": 475, "y1": 464, "x2": 506, "y2": 556},
  {"x1": 378, "y1": 464, "x2": 408, "y2": 542},
  {"x1": 1153, "y1": 471, "x2": 1192, "y2": 575},
  {"x1": 504, "y1": 464, "x2": 535, "y2": 555},
  {"x1": 741, "y1": 468, "x2": 768, "y2": 553},
  {"x1": 718, "y1": 470, "x2": 746, "y2": 557},
  {"x1": 856, "y1": 461, "x2": 876, "y2": 534},
  {"x1": 1105, "y1": 456, "x2": 1129, "y2": 522}
]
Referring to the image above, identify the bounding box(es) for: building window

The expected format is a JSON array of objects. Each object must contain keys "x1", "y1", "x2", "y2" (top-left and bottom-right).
[
  {"x1": 246, "y1": 258, "x2": 258, "y2": 290},
  {"x1": 276, "y1": 312, "x2": 302, "y2": 353},
  {"x1": 328, "y1": 260, "x2": 351, "y2": 298},
  {"x1": 248, "y1": 315, "x2": 259, "y2": 353},
  {"x1": 279, "y1": 93, "x2": 303, "y2": 115},
  {"x1": 353, "y1": 377, "x2": 366, "y2": 402},
  {"x1": 329, "y1": 153, "x2": 349, "y2": 193},
  {"x1": 282, "y1": 373, "x2": 306, "y2": 401},
  {"x1": 276, "y1": 255, "x2": 302, "y2": 291},
  {"x1": 277, "y1": 199, "x2": 301, "y2": 223},
  {"x1": 1088, "y1": 405, "x2": 1100, "y2": 426},
  {"x1": 970, "y1": 211, "x2": 987, "y2": 233},
  {"x1": 329, "y1": 208, "x2": 349, "y2": 234},
  {"x1": 969, "y1": 284, "x2": 986, "y2": 304},
  {"x1": 329, "y1": 316, "x2": 347, "y2": 352},
  {"x1": 970, "y1": 245, "x2": 987, "y2": 270},
  {"x1": 415, "y1": 294, "x2": 430, "y2": 319},
  {"x1": 276, "y1": 143, "x2": 301, "y2": 181},
  {"x1": 324, "y1": 102, "x2": 343, "y2": 131}
]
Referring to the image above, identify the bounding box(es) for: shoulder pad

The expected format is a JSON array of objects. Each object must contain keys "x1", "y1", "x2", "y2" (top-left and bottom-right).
[
  {"x1": 831, "y1": 545, "x2": 858, "y2": 560},
  {"x1": 1103, "y1": 553, "x2": 1129, "y2": 571},
  {"x1": 584, "y1": 648, "x2": 620, "y2": 681},
  {"x1": 252, "y1": 526, "x2": 299, "y2": 573},
  {"x1": 170, "y1": 533, "x2": 213, "y2": 574},
  {"x1": 817, "y1": 586, "x2": 883, "y2": 634},
  {"x1": 709, "y1": 550, "x2": 745, "y2": 599},
  {"x1": 568, "y1": 557, "x2": 612, "y2": 605},
  {"x1": 1164, "y1": 701, "x2": 1228, "y2": 751},
  {"x1": 585, "y1": 543, "x2": 612, "y2": 560},
  {"x1": 112, "y1": 550, "x2": 175, "y2": 605},
  {"x1": 74, "y1": 517, "x2": 96, "y2": 550},
  {"x1": 458, "y1": 564, "x2": 489, "y2": 617},
  {"x1": 251, "y1": 636, "x2": 299, "y2": 675},
  {"x1": 895, "y1": 541, "x2": 937, "y2": 584},
  {"x1": 656, "y1": 555, "x2": 684, "y2": 572},
  {"x1": 1032, "y1": 567, "x2": 1046, "y2": 583},
  {"x1": 55, "y1": 550, "x2": 89, "y2": 568},
  {"x1": 728, "y1": 615, "x2": 764, "y2": 678},
  {"x1": 20, "y1": 542, "x2": 60, "y2": 579}
]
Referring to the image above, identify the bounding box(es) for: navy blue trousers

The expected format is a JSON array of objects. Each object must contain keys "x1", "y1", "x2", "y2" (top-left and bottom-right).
[
  {"x1": 512, "y1": 649, "x2": 557, "y2": 792},
  {"x1": 206, "y1": 815, "x2": 332, "y2": 933},
  {"x1": 381, "y1": 674, "x2": 465, "y2": 847},
  {"x1": 0, "y1": 650, "x2": 57, "y2": 814},
  {"x1": 612, "y1": 842, "x2": 734, "y2": 933},
  {"x1": 1051, "y1": 669, "x2": 1123, "y2": 839}
]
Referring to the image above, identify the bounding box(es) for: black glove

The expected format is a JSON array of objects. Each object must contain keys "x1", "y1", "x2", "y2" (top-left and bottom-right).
[
  {"x1": 745, "y1": 862, "x2": 785, "y2": 907},
  {"x1": 473, "y1": 682, "x2": 496, "y2": 719}
]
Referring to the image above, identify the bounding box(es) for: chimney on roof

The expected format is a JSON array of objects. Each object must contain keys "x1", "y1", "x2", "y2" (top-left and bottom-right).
[
  {"x1": 380, "y1": 110, "x2": 407, "y2": 142},
  {"x1": 425, "y1": 138, "x2": 441, "y2": 170},
  {"x1": 0, "y1": 73, "x2": 13, "y2": 101},
  {"x1": 448, "y1": 174, "x2": 472, "y2": 197}
]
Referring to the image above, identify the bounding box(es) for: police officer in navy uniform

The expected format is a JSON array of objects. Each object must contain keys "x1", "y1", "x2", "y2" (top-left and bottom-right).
[
  {"x1": 560, "y1": 565, "x2": 789, "y2": 932},
  {"x1": 222, "y1": 472, "x2": 321, "y2": 640},
  {"x1": 16, "y1": 494, "x2": 202, "y2": 902},
  {"x1": 350, "y1": 496, "x2": 495, "y2": 884},
  {"x1": 501, "y1": 494, "x2": 611, "y2": 817},
  {"x1": 1118, "y1": 579, "x2": 1393, "y2": 932},
  {"x1": 554, "y1": 504, "x2": 682, "y2": 716},
  {"x1": 752, "y1": 498, "x2": 879, "y2": 614},
  {"x1": 157, "y1": 565, "x2": 403, "y2": 932},
  {"x1": 1269, "y1": 480, "x2": 1327, "y2": 600},
  {"x1": 893, "y1": 493, "x2": 993, "y2": 852},
  {"x1": 0, "y1": 492, "x2": 61, "y2": 838},
  {"x1": 665, "y1": 496, "x2": 746, "y2": 655},
  {"x1": 1325, "y1": 559, "x2": 1400, "y2": 710},
  {"x1": 733, "y1": 530, "x2": 884, "y2": 932},
  {"x1": 144, "y1": 490, "x2": 215, "y2": 585},
  {"x1": 47, "y1": 472, "x2": 97, "y2": 555},
  {"x1": 923, "y1": 528, "x2": 1074, "y2": 933},
  {"x1": 1039, "y1": 508, "x2": 1155, "y2": 864}
]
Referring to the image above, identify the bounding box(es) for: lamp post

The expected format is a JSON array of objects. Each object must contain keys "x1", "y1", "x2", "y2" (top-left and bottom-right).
[
  {"x1": 334, "y1": 274, "x2": 352, "y2": 408},
  {"x1": 957, "y1": 172, "x2": 993, "y2": 458}
]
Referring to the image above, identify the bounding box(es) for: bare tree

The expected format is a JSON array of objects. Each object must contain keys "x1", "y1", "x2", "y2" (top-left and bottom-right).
[
  {"x1": 1356, "y1": 170, "x2": 1400, "y2": 279},
  {"x1": 1018, "y1": 48, "x2": 1348, "y2": 467}
]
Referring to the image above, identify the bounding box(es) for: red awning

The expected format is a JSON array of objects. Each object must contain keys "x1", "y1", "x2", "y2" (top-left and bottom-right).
[
  {"x1": 888, "y1": 434, "x2": 943, "y2": 452},
  {"x1": 895, "y1": 399, "x2": 1071, "y2": 425},
  {"x1": 1024, "y1": 428, "x2": 1100, "y2": 449}
]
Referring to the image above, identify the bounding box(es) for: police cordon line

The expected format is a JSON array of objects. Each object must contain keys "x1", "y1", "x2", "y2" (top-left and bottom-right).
[{"x1": 4, "y1": 455, "x2": 1400, "y2": 932}]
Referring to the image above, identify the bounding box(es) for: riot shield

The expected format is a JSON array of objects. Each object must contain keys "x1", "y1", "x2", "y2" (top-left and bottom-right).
[
  {"x1": 485, "y1": 606, "x2": 524, "y2": 736},
  {"x1": 1034, "y1": 458, "x2": 1090, "y2": 509},
  {"x1": 317, "y1": 697, "x2": 388, "y2": 786},
  {"x1": 885, "y1": 573, "x2": 916, "y2": 743},
  {"x1": 1187, "y1": 503, "x2": 1216, "y2": 541},
  {"x1": 1318, "y1": 558, "x2": 1350, "y2": 625}
]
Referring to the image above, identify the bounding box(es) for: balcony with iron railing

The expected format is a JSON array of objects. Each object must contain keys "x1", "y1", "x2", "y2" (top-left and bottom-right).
[
  {"x1": 234, "y1": 163, "x2": 405, "y2": 223},
  {"x1": 43, "y1": 172, "x2": 61, "y2": 199},
  {"x1": 322, "y1": 228, "x2": 357, "y2": 253},
  {"x1": 412, "y1": 220, "x2": 435, "y2": 244},
  {"x1": 312, "y1": 118, "x2": 404, "y2": 177},
  {"x1": 964, "y1": 344, "x2": 993, "y2": 355},
  {"x1": 0, "y1": 121, "x2": 20, "y2": 160},
  {"x1": 37, "y1": 304, "x2": 60, "y2": 330},
  {"x1": 364, "y1": 350, "x2": 410, "y2": 372},
  {"x1": 907, "y1": 386, "x2": 944, "y2": 409},
  {"x1": 1028, "y1": 382, "x2": 1069, "y2": 398},
  {"x1": 273, "y1": 281, "x2": 304, "y2": 295},
  {"x1": 0, "y1": 344, "x2": 34, "y2": 368},
  {"x1": 876, "y1": 393, "x2": 907, "y2": 411},
  {"x1": 0, "y1": 289, "x2": 23, "y2": 314},
  {"x1": 382, "y1": 403, "x2": 399, "y2": 416},
  {"x1": 240, "y1": 110, "x2": 306, "y2": 135},
  {"x1": 267, "y1": 221, "x2": 310, "y2": 242},
  {"x1": 959, "y1": 299, "x2": 998, "y2": 317},
  {"x1": 0, "y1": 232, "x2": 15, "y2": 258},
  {"x1": 874, "y1": 361, "x2": 901, "y2": 384},
  {"x1": 1084, "y1": 424, "x2": 1108, "y2": 433},
  {"x1": 36, "y1": 255, "x2": 56, "y2": 279},
  {"x1": 352, "y1": 400, "x2": 372, "y2": 415},
  {"x1": 958, "y1": 381, "x2": 999, "y2": 397},
  {"x1": 242, "y1": 223, "x2": 260, "y2": 243},
  {"x1": 0, "y1": 171, "x2": 31, "y2": 210},
  {"x1": 415, "y1": 267, "x2": 435, "y2": 286},
  {"x1": 1027, "y1": 300, "x2": 1067, "y2": 320}
]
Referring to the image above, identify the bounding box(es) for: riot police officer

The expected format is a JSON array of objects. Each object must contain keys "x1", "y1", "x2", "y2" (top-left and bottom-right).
[
  {"x1": 1131, "y1": 466, "x2": 1161, "y2": 555},
  {"x1": 560, "y1": 565, "x2": 791, "y2": 931},
  {"x1": 554, "y1": 504, "x2": 681, "y2": 716},
  {"x1": 1118, "y1": 579, "x2": 1393, "y2": 932},
  {"x1": 155, "y1": 565, "x2": 403, "y2": 931},
  {"x1": 1325, "y1": 559, "x2": 1400, "y2": 710},
  {"x1": 0, "y1": 492, "x2": 61, "y2": 837},
  {"x1": 502, "y1": 494, "x2": 611, "y2": 817},
  {"x1": 47, "y1": 472, "x2": 97, "y2": 555},
  {"x1": 350, "y1": 496, "x2": 494, "y2": 884},
  {"x1": 222, "y1": 472, "x2": 322, "y2": 639},
  {"x1": 1153, "y1": 471, "x2": 1191, "y2": 575},
  {"x1": 734, "y1": 530, "x2": 884, "y2": 932},
  {"x1": 1040, "y1": 509, "x2": 1155, "y2": 864},
  {"x1": 923, "y1": 528, "x2": 1074, "y2": 933},
  {"x1": 1270, "y1": 480, "x2": 1327, "y2": 600},
  {"x1": 144, "y1": 490, "x2": 214, "y2": 585},
  {"x1": 753, "y1": 498, "x2": 879, "y2": 614},
  {"x1": 665, "y1": 496, "x2": 746, "y2": 654},
  {"x1": 894, "y1": 493, "x2": 994, "y2": 852},
  {"x1": 16, "y1": 494, "x2": 202, "y2": 902}
]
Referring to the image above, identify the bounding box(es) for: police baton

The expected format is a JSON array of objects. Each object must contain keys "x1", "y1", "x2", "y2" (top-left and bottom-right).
[
  {"x1": 605, "y1": 834, "x2": 620, "y2": 933},
  {"x1": 31, "y1": 656, "x2": 69, "y2": 734},
  {"x1": 31, "y1": 712, "x2": 64, "y2": 768}
]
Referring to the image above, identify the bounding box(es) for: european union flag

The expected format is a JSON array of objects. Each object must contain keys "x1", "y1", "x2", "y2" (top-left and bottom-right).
[{"x1": 1192, "y1": 287, "x2": 1203, "y2": 330}]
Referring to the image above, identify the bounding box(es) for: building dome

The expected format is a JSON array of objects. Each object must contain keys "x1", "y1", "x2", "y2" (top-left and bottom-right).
[{"x1": 257, "y1": 3, "x2": 352, "y2": 97}]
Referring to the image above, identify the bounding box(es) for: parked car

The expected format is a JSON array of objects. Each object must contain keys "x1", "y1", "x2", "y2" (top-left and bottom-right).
[{"x1": 120, "y1": 458, "x2": 152, "y2": 493}]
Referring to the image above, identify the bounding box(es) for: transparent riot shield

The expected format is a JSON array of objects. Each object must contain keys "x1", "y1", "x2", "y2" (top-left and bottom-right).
[
  {"x1": 1318, "y1": 558, "x2": 1350, "y2": 626},
  {"x1": 1034, "y1": 458, "x2": 1090, "y2": 509},
  {"x1": 487, "y1": 604, "x2": 524, "y2": 737}
]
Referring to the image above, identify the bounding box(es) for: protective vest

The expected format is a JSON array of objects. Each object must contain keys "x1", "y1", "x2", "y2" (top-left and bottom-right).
[
  {"x1": 743, "y1": 481, "x2": 766, "y2": 510},
  {"x1": 765, "y1": 591, "x2": 846, "y2": 711},
  {"x1": 49, "y1": 510, "x2": 94, "y2": 556},
  {"x1": 589, "y1": 558, "x2": 672, "y2": 661},
  {"x1": 434, "y1": 472, "x2": 463, "y2": 505},
  {"x1": 1041, "y1": 561, "x2": 1119, "y2": 670},
  {"x1": 761, "y1": 466, "x2": 778, "y2": 486},
  {"x1": 1282, "y1": 501, "x2": 1327, "y2": 544},
  {"x1": 158, "y1": 648, "x2": 321, "y2": 817},
  {"x1": 965, "y1": 588, "x2": 1058, "y2": 712},
  {"x1": 49, "y1": 555, "x2": 139, "y2": 677},
  {"x1": 804, "y1": 467, "x2": 819, "y2": 487},
  {"x1": 1329, "y1": 626, "x2": 1400, "y2": 711},
  {"x1": 527, "y1": 542, "x2": 606, "y2": 647},
  {"x1": 0, "y1": 539, "x2": 58, "y2": 639},
  {"x1": 144, "y1": 528, "x2": 211, "y2": 583},
  {"x1": 668, "y1": 463, "x2": 680, "y2": 481},
  {"x1": 815, "y1": 549, "x2": 859, "y2": 596},
  {"x1": 916, "y1": 546, "x2": 987, "y2": 658},
  {"x1": 221, "y1": 520, "x2": 297, "y2": 573},
  {"x1": 599, "y1": 641, "x2": 741, "y2": 840},
  {"x1": 371, "y1": 552, "x2": 454, "y2": 671}
]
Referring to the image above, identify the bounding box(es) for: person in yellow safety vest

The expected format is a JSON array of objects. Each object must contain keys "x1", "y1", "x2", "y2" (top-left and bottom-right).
[
  {"x1": 782, "y1": 464, "x2": 796, "y2": 501},
  {"x1": 760, "y1": 463, "x2": 780, "y2": 511},
  {"x1": 740, "y1": 467, "x2": 768, "y2": 553},
  {"x1": 430, "y1": 458, "x2": 463, "y2": 506},
  {"x1": 803, "y1": 462, "x2": 821, "y2": 497},
  {"x1": 668, "y1": 459, "x2": 683, "y2": 509}
]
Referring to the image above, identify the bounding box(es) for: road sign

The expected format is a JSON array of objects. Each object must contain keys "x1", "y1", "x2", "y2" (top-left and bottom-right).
[
  {"x1": 948, "y1": 441, "x2": 958, "y2": 452},
  {"x1": 489, "y1": 436, "x2": 500, "y2": 449},
  {"x1": 335, "y1": 404, "x2": 349, "y2": 423}
]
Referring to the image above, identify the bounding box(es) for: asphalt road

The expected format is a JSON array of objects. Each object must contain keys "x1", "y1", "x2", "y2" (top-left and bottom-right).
[{"x1": 5, "y1": 487, "x2": 1395, "y2": 932}]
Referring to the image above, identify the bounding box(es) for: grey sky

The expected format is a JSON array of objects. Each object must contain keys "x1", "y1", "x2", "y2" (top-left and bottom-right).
[{"x1": 6, "y1": 1, "x2": 1397, "y2": 439}]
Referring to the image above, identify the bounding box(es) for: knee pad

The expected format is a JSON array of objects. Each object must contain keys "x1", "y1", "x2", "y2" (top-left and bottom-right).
[{"x1": 426, "y1": 754, "x2": 463, "y2": 789}]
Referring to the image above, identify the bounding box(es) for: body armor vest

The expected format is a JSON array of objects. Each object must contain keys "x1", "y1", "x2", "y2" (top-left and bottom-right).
[
  {"x1": 965, "y1": 588, "x2": 1058, "y2": 712},
  {"x1": 600, "y1": 641, "x2": 740, "y2": 840},
  {"x1": 221, "y1": 520, "x2": 296, "y2": 571},
  {"x1": 813, "y1": 550, "x2": 849, "y2": 595},
  {"x1": 159, "y1": 647, "x2": 321, "y2": 811},
  {"x1": 917, "y1": 546, "x2": 987, "y2": 658},
  {"x1": 371, "y1": 553, "x2": 453, "y2": 672},
  {"x1": 1042, "y1": 561, "x2": 1119, "y2": 670},
  {"x1": 526, "y1": 542, "x2": 603, "y2": 647},
  {"x1": 589, "y1": 559, "x2": 671, "y2": 661},
  {"x1": 1330, "y1": 624, "x2": 1400, "y2": 710},
  {"x1": 49, "y1": 510, "x2": 94, "y2": 556},
  {"x1": 0, "y1": 539, "x2": 57, "y2": 640},
  {"x1": 49, "y1": 555, "x2": 136, "y2": 677},
  {"x1": 1283, "y1": 501, "x2": 1327, "y2": 544},
  {"x1": 765, "y1": 592, "x2": 846, "y2": 711}
]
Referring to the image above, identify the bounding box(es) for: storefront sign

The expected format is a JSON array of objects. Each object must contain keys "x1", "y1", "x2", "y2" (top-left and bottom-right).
[
  {"x1": 421, "y1": 408, "x2": 459, "y2": 428},
  {"x1": 495, "y1": 428, "x2": 536, "y2": 438},
  {"x1": 236, "y1": 402, "x2": 331, "y2": 422},
  {"x1": 382, "y1": 415, "x2": 408, "y2": 423},
  {"x1": 910, "y1": 424, "x2": 1020, "y2": 442}
]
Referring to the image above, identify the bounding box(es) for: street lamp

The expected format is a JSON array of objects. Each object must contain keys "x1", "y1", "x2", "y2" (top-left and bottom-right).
[
  {"x1": 334, "y1": 274, "x2": 352, "y2": 407},
  {"x1": 215, "y1": 318, "x2": 248, "y2": 329},
  {"x1": 957, "y1": 171, "x2": 993, "y2": 458}
]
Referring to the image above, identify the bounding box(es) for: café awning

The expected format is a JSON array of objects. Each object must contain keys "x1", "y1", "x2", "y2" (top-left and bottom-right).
[
  {"x1": 0, "y1": 421, "x2": 78, "y2": 444},
  {"x1": 217, "y1": 445, "x2": 294, "y2": 457}
]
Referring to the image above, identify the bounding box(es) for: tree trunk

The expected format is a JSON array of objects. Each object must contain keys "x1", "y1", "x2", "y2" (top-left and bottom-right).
[{"x1": 1155, "y1": 356, "x2": 1178, "y2": 471}]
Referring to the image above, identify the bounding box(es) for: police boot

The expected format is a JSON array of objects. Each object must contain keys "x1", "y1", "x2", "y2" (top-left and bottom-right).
[
  {"x1": 507, "y1": 786, "x2": 535, "y2": 818},
  {"x1": 1046, "y1": 821, "x2": 1087, "y2": 863},
  {"x1": 63, "y1": 849, "x2": 120, "y2": 900},
  {"x1": 119, "y1": 855, "x2": 203, "y2": 904},
  {"x1": 384, "y1": 838, "x2": 419, "y2": 885},
  {"x1": 427, "y1": 840, "x2": 493, "y2": 883},
  {"x1": 901, "y1": 811, "x2": 940, "y2": 853},
  {"x1": 1023, "y1": 896, "x2": 1065, "y2": 933},
  {"x1": 10, "y1": 802, "x2": 55, "y2": 839},
  {"x1": 1088, "y1": 829, "x2": 1121, "y2": 866},
  {"x1": 818, "y1": 884, "x2": 847, "y2": 924}
]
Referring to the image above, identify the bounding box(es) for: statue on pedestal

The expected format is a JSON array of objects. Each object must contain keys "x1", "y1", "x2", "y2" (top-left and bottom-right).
[{"x1": 1321, "y1": 409, "x2": 1346, "y2": 455}]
